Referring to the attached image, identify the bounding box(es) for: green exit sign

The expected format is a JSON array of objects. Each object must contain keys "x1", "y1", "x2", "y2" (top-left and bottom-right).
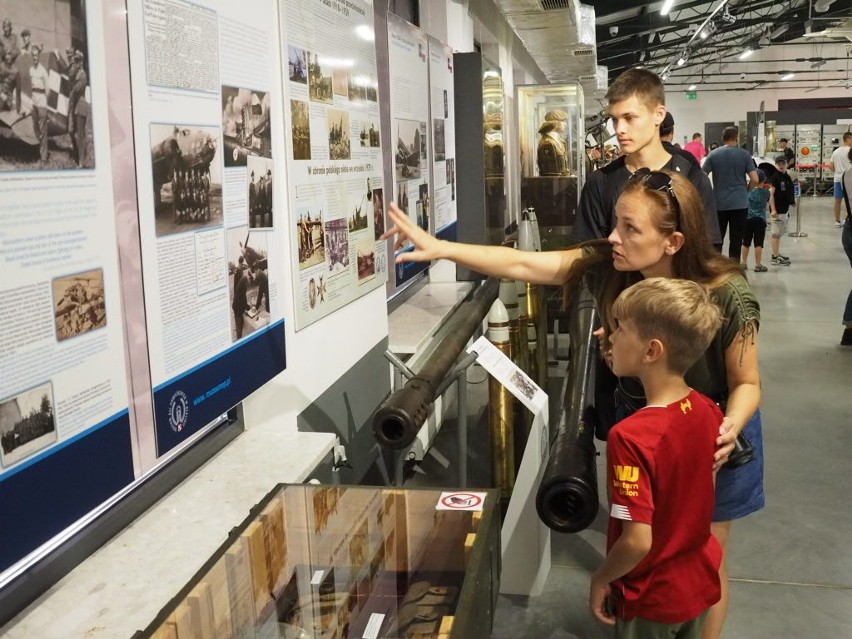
[{"x1": 686, "y1": 91, "x2": 698, "y2": 100}]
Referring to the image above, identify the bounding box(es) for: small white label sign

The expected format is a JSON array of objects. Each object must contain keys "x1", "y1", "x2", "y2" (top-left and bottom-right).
[
  {"x1": 363, "y1": 613, "x2": 386, "y2": 639},
  {"x1": 436, "y1": 491, "x2": 487, "y2": 511}
]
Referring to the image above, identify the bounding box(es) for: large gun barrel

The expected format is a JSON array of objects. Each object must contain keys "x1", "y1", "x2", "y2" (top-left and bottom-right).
[
  {"x1": 373, "y1": 278, "x2": 500, "y2": 450},
  {"x1": 536, "y1": 284, "x2": 600, "y2": 533}
]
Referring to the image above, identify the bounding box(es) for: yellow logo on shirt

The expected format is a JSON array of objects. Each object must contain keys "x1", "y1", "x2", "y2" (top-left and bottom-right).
[
  {"x1": 680, "y1": 398, "x2": 692, "y2": 414},
  {"x1": 614, "y1": 465, "x2": 639, "y2": 482},
  {"x1": 613, "y1": 465, "x2": 640, "y2": 497}
]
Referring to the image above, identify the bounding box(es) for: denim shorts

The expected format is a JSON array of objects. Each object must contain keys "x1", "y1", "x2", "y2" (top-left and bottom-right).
[
  {"x1": 714, "y1": 409, "x2": 766, "y2": 522},
  {"x1": 835, "y1": 181, "x2": 844, "y2": 199}
]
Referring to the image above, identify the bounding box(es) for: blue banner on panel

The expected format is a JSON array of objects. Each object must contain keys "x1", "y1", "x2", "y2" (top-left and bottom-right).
[
  {"x1": 153, "y1": 320, "x2": 286, "y2": 457},
  {"x1": 436, "y1": 221, "x2": 457, "y2": 242},
  {"x1": 394, "y1": 249, "x2": 429, "y2": 286},
  {"x1": 0, "y1": 412, "x2": 134, "y2": 574}
]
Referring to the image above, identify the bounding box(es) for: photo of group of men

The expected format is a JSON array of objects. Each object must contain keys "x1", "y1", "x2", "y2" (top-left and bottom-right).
[
  {"x1": 296, "y1": 206, "x2": 325, "y2": 270},
  {"x1": 290, "y1": 99, "x2": 310, "y2": 160},
  {"x1": 227, "y1": 228, "x2": 270, "y2": 342},
  {"x1": 247, "y1": 156, "x2": 272, "y2": 229},
  {"x1": 325, "y1": 218, "x2": 350, "y2": 272},
  {"x1": 0, "y1": 381, "x2": 56, "y2": 468},
  {"x1": 52, "y1": 268, "x2": 106, "y2": 341},
  {"x1": 328, "y1": 108, "x2": 350, "y2": 160},
  {"x1": 0, "y1": 2, "x2": 94, "y2": 171}
]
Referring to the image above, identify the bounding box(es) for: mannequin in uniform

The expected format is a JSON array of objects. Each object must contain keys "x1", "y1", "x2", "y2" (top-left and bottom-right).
[
  {"x1": 537, "y1": 110, "x2": 570, "y2": 176},
  {"x1": 483, "y1": 112, "x2": 504, "y2": 177}
]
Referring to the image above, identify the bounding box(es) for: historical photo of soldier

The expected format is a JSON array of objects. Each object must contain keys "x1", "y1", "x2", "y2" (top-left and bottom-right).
[
  {"x1": 536, "y1": 109, "x2": 570, "y2": 176},
  {"x1": 0, "y1": 381, "x2": 56, "y2": 468},
  {"x1": 327, "y1": 108, "x2": 350, "y2": 160},
  {"x1": 324, "y1": 218, "x2": 350, "y2": 272},
  {"x1": 394, "y1": 119, "x2": 422, "y2": 181},
  {"x1": 0, "y1": 1, "x2": 94, "y2": 171},
  {"x1": 359, "y1": 120, "x2": 379, "y2": 148},
  {"x1": 290, "y1": 99, "x2": 310, "y2": 160},
  {"x1": 446, "y1": 158, "x2": 455, "y2": 201},
  {"x1": 287, "y1": 45, "x2": 307, "y2": 84},
  {"x1": 356, "y1": 238, "x2": 375, "y2": 283},
  {"x1": 227, "y1": 227, "x2": 269, "y2": 342},
  {"x1": 247, "y1": 155, "x2": 272, "y2": 229},
  {"x1": 52, "y1": 268, "x2": 106, "y2": 341},
  {"x1": 417, "y1": 183, "x2": 429, "y2": 232},
  {"x1": 307, "y1": 52, "x2": 332, "y2": 104},
  {"x1": 433, "y1": 118, "x2": 445, "y2": 161},
  {"x1": 150, "y1": 123, "x2": 222, "y2": 237},
  {"x1": 296, "y1": 202, "x2": 324, "y2": 270},
  {"x1": 372, "y1": 187, "x2": 384, "y2": 240},
  {"x1": 221, "y1": 85, "x2": 271, "y2": 167}
]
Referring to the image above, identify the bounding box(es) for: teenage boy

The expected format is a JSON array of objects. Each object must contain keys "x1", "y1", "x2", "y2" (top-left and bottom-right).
[
  {"x1": 570, "y1": 68, "x2": 721, "y2": 247},
  {"x1": 777, "y1": 138, "x2": 795, "y2": 166},
  {"x1": 769, "y1": 156, "x2": 796, "y2": 266},
  {"x1": 589, "y1": 278, "x2": 724, "y2": 638},
  {"x1": 828, "y1": 132, "x2": 852, "y2": 228}
]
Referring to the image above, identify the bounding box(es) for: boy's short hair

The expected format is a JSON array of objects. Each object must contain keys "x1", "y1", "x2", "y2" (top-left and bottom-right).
[
  {"x1": 606, "y1": 68, "x2": 665, "y2": 111},
  {"x1": 843, "y1": 132, "x2": 852, "y2": 143},
  {"x1": 611, "y1": 278, "x2": 723, "y2": 374},
  {"x1": 722, "y1": 126, "x2": 739, "y2": 142}
]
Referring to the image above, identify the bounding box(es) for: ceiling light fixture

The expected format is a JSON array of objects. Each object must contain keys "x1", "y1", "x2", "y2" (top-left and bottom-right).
[
  {"x1": 811, "y1": 59, "x2": 827, "y2": 68},
  {"x1": 769, "y1": 24, "x2": 789, "y2": 39},
  {"x1": 700, "y1": 29, "x2": 709, "y2": 39},
  {"x1": 780, "y1": 72, "x2": 795, "y2": 80},
  {"x1": 739, "y1": 49, "x2": 753, "y2": 60},
  {"x1": 677, "y1": 56, "x2": 686, "y2": 66},
  {"x1": 688, "y1": 84, "x2": 697, "y2": 90},
  {"x1": 661, "y1": 0, "x2": 675, "y2": 16}
]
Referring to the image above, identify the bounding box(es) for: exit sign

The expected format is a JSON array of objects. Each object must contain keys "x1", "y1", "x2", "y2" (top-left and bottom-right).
[{"x1": 686, "y1": 91, "x2": 698, "y2": 100}]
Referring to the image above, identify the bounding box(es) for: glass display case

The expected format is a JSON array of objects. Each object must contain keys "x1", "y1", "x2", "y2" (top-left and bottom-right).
[
  {"x1": 516, "y1": 83, "x2": 584, "y2": 250},
  {"x1": 482, "y1": 63, "x2": 507, "y2": 247},
  {"x1": 135, "y1": 485, "x2": 500, "y2": 639},
  {"x1": 795, "y1": 124, "x2": 822, "y2": 194}
]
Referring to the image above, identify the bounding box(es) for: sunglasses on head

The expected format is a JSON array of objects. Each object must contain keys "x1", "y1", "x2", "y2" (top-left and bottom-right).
[{"x1": 628, "y1": 167, "x2": 677, "y2": 201}]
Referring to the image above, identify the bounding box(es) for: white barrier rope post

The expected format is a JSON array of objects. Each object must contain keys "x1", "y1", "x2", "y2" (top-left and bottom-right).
[{"x1": 789, "y1": 180, "x2": 808, "y2": 238}]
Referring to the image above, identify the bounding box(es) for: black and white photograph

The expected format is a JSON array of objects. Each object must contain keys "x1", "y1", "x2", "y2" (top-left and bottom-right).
[
  {"x1": 394, "y1": 118, "x2": 423, "y2": 181},
  {"x1": 332, "y1": 68, "x2": 348, "y2": 99},
  {"x1": 443, "y1": 89, "x2": 448, "y2": 118},
  {"x1": 287, "y1": 45, "x2": 307, "y2": 84},
  {"x1": 419, "y1": 122, "x2": 427, "y2": 159},
  {"x1": 509, "y1": 370, "x2": 537, "y2": 403},
  {"x1": 348, "y1": 191, "x2": 369, "y2": 234},
  {"x1": 446, "y1": 158, "x2": 455, "y2": 201},
  {"x1": 433, "y1": 118, "x2": 445, "y2": 162},
  {"x1": 359, "y1": 121, "x2": 379, "y2": 148},
  {"x1": 327, "y1": 108, "x2": 350, "y2": 160},
  {"x1": 325, "y1": 218, "x2": 350, "y2": 272},
  {"x1": 0, "y1": 1, "x2": 94, "y2": 171},
  {"x1": 221, "y1": 86, "x2": 271, "y2": 167},
  {"x1": 52, "y1": 268, "x2": 106, "y2": 341},
  {"x1": 0, "y1": 381, "x2": 56, "y2": 468},
  {"x1": 296, "y1": 203, "x2": 324, "y2": 270},
  {"x1": 247, "y1": 156, "x2": 273, "y2": 229},
  {"x1": 227, "y1": 227, "x2": 269, "y2": 343},
  {"x1": 356, "y1": 239, "x2": 376, "y2": 283},
  {"x1": 417, "y1": 183, "x2": 429, "y2": 232},
  {"x1": 290, "y1": 99, "x2": 311, "y2": 160},
  {"x1": 366, "y1": 75, "x2": 378, "y2": 102},
  {"x1": 372, "y1": 187, "x2": 384, "y2": 240},
  {"x1": 150, "y1": 123, "x2": 223, "y2": 237},
  {"x1": 347, "y1": 74, "x2": 367, "y2": 102},
  {"x1": 307, "y1": 52, "x2": 333, "y2": 103}
]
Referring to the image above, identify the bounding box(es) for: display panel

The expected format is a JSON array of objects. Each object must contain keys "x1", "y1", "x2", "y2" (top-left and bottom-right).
[
  {"x1": 126, "y1": 0, "x2": 287, "y2": 457},
  {"x1": 427, "y1": 36, "x2": 457, "y2": 243},
  {"x1": 0, "y1": 0, "x2": 134, "y2": 573},
  {"x1": 280, "y1": 0, "x2": 387, "y2": 330},
  {"x1": 386, "y1": 13, "x2": 431, "y2": 289},
  {"x1": 137, "y1": 485, "x2": 499, "y2": 639}
]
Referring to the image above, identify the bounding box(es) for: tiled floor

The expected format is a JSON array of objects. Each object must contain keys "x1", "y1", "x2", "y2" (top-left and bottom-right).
[{"x1": 418, "y1": 197, "x2": 852, "y2": 638}]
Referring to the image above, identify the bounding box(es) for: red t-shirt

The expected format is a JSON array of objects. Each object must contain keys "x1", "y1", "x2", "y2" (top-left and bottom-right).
[
  {"x1": 606, "y1": 389, "x2": 723, "y2": 623},
  {"x1": 683, "y1": 140, "x2": 707, "y2": 162}
]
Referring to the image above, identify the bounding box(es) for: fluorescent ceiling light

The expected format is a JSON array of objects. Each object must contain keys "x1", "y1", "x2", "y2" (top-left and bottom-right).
[
  {"x1": 780, "y1": 72, "x2": 795, "y2": 80},
  {"x1": 677, "y1": 57, "x2": 686, "y2": 66},
  {"x1": 688, "y1": 84, "x2": 697, "y2": 90},
  {"x1": 661, "y1": 0, "x2": 675, "y2": 15},
  {"x1": 811, "y1": 59, "x2": 827, "y2": 68},
  {"x1": 769, "y1": 24, "x2": 789, "y2": 39},
  {"x1": 700, "y1": 29, "x2": 709, "y2": 39},
  {"x1": 738, "y1": 49, "x2": 753, "y2": 60}
]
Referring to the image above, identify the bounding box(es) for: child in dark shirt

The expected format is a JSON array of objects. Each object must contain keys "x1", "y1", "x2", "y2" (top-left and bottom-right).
[
  {"x1": 769, "y1": 156, "x2": 796, "y2": 266},
  {"x1": 742, "y1": 169, "x2": 770, "y2": 272}
]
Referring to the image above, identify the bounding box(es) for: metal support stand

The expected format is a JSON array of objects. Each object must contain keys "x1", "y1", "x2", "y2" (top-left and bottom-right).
[
  {"x1": 383, "y1": 349, "x2": 479, "y2": 487},
  {"x1": 789, "y1": 183, "x2": 808, "y2": 238}
]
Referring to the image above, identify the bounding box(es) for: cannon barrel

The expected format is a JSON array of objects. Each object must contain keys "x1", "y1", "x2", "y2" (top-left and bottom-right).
[
  {"x1": 373, "y1": 278, "x2": 500, "y2": 449},
  {"x1": 536, "y1": 284, "x2": 600, "y2": 533}
]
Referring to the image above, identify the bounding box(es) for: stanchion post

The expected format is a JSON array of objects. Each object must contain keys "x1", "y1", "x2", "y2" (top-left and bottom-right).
[{"x1": 789, "y1": 180, "x2": 808, "y2": 238}]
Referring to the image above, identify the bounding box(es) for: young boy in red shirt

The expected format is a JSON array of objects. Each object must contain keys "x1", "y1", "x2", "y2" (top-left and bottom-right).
[{"x1": 589, "y1": 278, "x2": 724, "y2": 638}]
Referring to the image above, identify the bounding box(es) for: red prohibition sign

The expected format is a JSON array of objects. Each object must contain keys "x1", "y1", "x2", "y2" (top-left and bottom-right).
[{"x1": 441, "y1": 493, "x2": 482, "y2": 509}]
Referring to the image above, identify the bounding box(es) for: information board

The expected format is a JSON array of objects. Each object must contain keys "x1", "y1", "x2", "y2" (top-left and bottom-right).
[{"x1": 427, "y1": 35, "x2": 457, "y2": 242}]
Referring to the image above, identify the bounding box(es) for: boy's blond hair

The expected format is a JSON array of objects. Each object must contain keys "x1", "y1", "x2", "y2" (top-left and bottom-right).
[{"x1": 612, "y1": 278, "x2": 723, "y2": 374}]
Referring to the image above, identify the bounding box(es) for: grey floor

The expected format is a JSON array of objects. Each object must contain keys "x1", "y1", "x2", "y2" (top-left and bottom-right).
[{"x1": 414, "y1": 197, "x2": 852, "y2": 638}]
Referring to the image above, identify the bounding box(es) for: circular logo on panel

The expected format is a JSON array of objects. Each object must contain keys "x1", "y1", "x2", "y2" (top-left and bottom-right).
[{"x1": 168, "y1": 390, "x2": 189, "y2": 432}]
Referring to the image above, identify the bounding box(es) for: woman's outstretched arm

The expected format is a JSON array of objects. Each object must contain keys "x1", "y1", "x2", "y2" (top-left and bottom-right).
[{"x1": 382, "y1": 204, "x2": 582, "y2": 285}]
